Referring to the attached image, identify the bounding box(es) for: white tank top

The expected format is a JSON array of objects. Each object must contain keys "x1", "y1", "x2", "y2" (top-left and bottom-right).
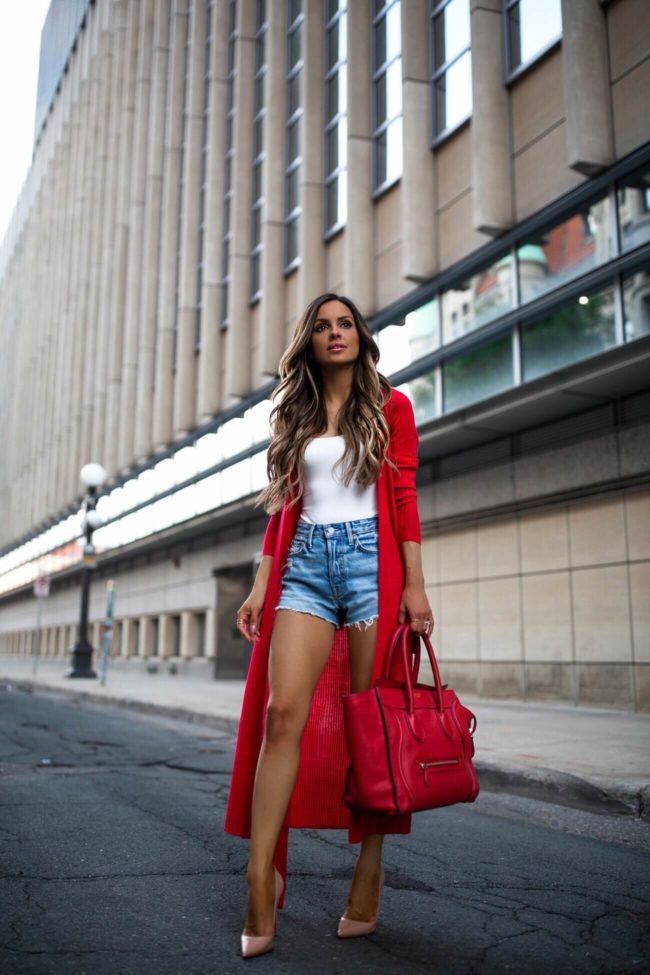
[{"x1": 299, "y1": 435, "x2": 378, "y2": 524}]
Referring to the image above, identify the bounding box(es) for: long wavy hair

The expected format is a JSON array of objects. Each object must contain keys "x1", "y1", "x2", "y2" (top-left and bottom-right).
[{"x1": 255, "y1": 293, "x2": 397, "y2": 515}]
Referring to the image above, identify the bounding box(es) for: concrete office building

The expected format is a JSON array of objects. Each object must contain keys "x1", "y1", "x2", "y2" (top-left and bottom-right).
[{"x1": 0, "y1": 0, "x2": 649, "y2": 709}]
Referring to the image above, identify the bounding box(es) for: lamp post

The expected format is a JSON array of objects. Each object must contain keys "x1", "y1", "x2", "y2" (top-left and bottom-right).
[{"x1": 67, "y1": 463, "x2": 107, "y2": 679}]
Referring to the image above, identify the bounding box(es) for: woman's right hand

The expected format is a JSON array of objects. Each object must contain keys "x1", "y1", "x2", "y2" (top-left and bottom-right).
[{"x1": 236, "y1": 589, "x2": 265, "y2": 643}]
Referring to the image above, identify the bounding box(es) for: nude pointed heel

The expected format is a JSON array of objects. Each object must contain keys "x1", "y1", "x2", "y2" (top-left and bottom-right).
[
  {"x1": 240, "y1": 866, "x2": 284, "y2": 959},
  {"x1": 337, "y1": 865, "x2": 385, "y2": 939}
]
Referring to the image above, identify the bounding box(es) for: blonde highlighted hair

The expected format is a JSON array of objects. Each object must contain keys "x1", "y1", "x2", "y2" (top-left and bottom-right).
[{"x1": 255, "y1": 293, "x2": 397, "y2": 515}]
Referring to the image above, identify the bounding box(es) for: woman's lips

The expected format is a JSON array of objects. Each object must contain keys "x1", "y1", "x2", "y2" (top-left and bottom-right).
[{"x1": 328, "y1": 345, "x2": 346, "y2": 351}]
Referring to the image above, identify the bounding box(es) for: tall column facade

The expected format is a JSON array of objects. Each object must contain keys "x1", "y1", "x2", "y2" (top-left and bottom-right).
[
  {"x1": 257, "y1": 0, "x2": 287, "y2": 379},
  {"x1": 134, "y1": 0, "x2": 173, "y2": 461},
  {"x1": 224, "y1": 0, "x2": 256, "y2": 400},
  {"x1": 343, "y1": 0, "x2": 374, "y2": 313},
  {"x1": 400, "y1": 0, "x2": 436, "y2": 282},
  {"x1": 118, "y1": 0, "x2": 156, "y2": 471},
  {"x1": 561, "y1": 0, "x2": 614, "y2": 175},
  {"x1": 93, "y1": 0, "x2": 126, "y2": 470},
  {"x1": 469, "y1": 0, "x2": 514, "y2": 235},
  {"x1": 174, "y1": 0, "x2": 209, "y2": 434},
  {"x1": 297, "y1": 0, "x2": 326, "y2": 312},
  {"x1": 152, "y1": 0, "x2": 190, "y2": 450},
  {"x1": 197, "y1": 0, "x2": 229, "y2": 421},
  {"x1": 104, "y1": 0, "x2": 140, "y2": 476}
]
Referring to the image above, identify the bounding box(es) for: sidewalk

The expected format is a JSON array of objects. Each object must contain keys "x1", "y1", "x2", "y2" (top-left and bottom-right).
[{"x1": 1, "y1": 654, "x2": 649, "y2": 821}]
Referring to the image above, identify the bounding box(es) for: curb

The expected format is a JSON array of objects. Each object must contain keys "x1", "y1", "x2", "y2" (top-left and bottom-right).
[
  {"x1": 1, "y1": 678, "x2": 241, "y2": 737},
  {"x1": 474, "y1": 759, "x2": 649, "y2": 822},
  {"x1": 3, "y1": 677, "x2": 648, "y2": 822}
]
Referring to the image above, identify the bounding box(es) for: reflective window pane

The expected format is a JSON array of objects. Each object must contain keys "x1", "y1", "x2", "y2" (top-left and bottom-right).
[
  {"x1": 289, "y1": 25, "x2": 301, "y2": 69},
  {"x1": 617, "y1": 167, "x2": 650, "y2": 253},
  {"x1": 441, "y1": 255, "x2": 514, "y2": 345},
  {"x1": 443, "y1": 334, "x2": 513, "y2": 413},
  {"x1": 286, "y1": 166, "x2": 299, "y2": 214},
  {"x1": 385, "y1": 2, "x2": 401, "y2": 62},
  {"x1": 374, "y1": 14, "x2": 386, "y2": 66},
  {"x1": 397, "y1": 374, "x2": 438, "y2": 425},
  {"x1": 434, "y1": 48, "x2": 471, "y2": 135},
  {"x1": 433, "y1": 0, "x2": 470, "y2": 67},
  {"x1": 377, "y1": 298, "x2": 439, "y2": 373},
  {"x1": 327, "y1": 71, "x2": 339, "y2": 119},
  {"x1": 517, "y1": 197, "x2": 612, "y2": 305},
  {"x1": 623, "y1": 269, "x2": 650, "y2": 342},
  {"x1": 408, "y1": 374, "x2": 438, "y2": 425},
  {"x1": 373, "y1": 1, "x2": 402, "y2": 190},
  {"x1": 288, "y1": 72, "x2": 300, "y2": 117},
  {"x1": 385, "y1": 59, "x2": 402, "y2": 120},
  {"x1": 326, "y1": 180, "x2": 339, "y2": 230},
  {"x1": 376, "y1": 116, "x2": 402, "y2": 187},
  {"x1": 326, "y1": 126, "x2": 339, "y2": 172},
  {"x1": 252, "y1": 161, "x2": 262, "y2": 204},
  {"x1": 250, "y1": 251, "x2": 260, "y2": 296},
  {"x1": 508, "y1": 0, "x2": 562, "y2": 72},
  {"x1": 327, "y1": 19, "x2": 339, "y2": 69},
  {"x1": 521, "y1": 285, "x2": 617, "y2": 383},
  {"x1": 288, "y1": 119, "x2": 300, "y2": 163},
  {"x1": 286, "y1": 217, "x2": 299, "y2": 264},
  {"x1": 337, "y1": 172, "x2": 348, "y2": 226}
]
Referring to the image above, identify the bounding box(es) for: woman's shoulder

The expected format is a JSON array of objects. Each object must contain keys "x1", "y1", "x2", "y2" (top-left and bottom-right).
[{"x1": 384, "y1": 385, "x2": 414, "y2": 418}]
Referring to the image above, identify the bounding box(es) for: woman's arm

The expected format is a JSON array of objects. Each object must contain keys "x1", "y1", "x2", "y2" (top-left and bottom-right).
[
  {"x1": 236, "y1": 512, "x2": 279, "y2": 642},
  {"x1": 389, "y1": 393, "x2": 422, "y2": 544},
  {"x1": 389, "y1": 393, "x2": 434, "y2": 634}
]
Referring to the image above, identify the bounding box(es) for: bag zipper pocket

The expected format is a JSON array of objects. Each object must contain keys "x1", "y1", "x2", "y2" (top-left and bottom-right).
[{"x1": 418, "y1": 758, "x2": 459, "y2": 786}]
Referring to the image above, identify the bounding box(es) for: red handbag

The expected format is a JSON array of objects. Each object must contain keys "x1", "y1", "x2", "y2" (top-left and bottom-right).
[{"x1": 342, "y1": 623, "x2": 480, "y2": 815}]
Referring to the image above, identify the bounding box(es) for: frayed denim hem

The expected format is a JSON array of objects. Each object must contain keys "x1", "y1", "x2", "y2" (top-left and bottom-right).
[{"x1": 343, "y1": 614, "x2": 379, "y2": 632}]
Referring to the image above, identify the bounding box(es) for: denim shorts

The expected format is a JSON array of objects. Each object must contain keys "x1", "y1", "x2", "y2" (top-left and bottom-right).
[{"x1": 275, "y1": 515, "x2": 379, "y2": 631}]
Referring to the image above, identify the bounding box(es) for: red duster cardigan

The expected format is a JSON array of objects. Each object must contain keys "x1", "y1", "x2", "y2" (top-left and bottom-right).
[{"x1": 224, "y1": 388, "x2": 422, "y2": 906}]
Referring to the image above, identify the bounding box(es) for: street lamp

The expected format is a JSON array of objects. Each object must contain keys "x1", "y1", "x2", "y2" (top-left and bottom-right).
[{"x1": 67, "y1": 462, "x2": 107, "y2": 679}]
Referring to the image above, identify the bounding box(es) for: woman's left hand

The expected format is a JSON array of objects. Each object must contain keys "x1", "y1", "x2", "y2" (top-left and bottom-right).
[{"x1": 398, "y1": 582, "x2": 435, "y2": 636}]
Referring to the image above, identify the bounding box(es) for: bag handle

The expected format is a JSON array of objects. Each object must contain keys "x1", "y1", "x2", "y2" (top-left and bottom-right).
[
  {"x1": 383, "y1": 623, "x2": 444, "y2": 717},
  {"x1": 383, "y1": 622, "x2": 420, "y2": 684}
]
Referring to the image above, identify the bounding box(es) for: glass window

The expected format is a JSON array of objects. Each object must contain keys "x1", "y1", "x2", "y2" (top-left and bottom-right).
[
  {"x1": 506, "y1": 0, "x2": 562, "y2": 76},
  {"x1": 431, "y1": 0, "x2": 472, "y2": 139},
  {"x1": 376, "y1": 298, "x2": 439, "y2": 372},
  {"x1": 617, "y1": 167, "x2": 650, "y2": 254},
  {"x1": 517, "y1": 196, "x2": 613, "y2": 305},
  {"x1": 324, "y1": 0, "x2": 347, "y2": 235},
  {"x1": 250, "y1": 1, "x2": 266, "y2": 300},
  {"x1": 285, "y1": 0, "x2": 303, "y2": 269},
  {"x1": 150, "y1": 618, "x2": 159, "y2": 657},
  {"x1": 373, "y1": 0, "x2": 402, "y2": 191},
  {"x1": 196, "y1": 612, "x2": 206, "y2": 657},
  {"x1": 397, "y1": 373, "x2": 439, "y2": 425},
  {"x1": 521, "y1": 284, "x2": 617, "y2": 383},
  {"x1": 441, "y1": 254, "x2": 514, "y2": 345},
  {"x1": 623, "y1": 269, "x2": 650, "y2": 342},
  {"x1": 443, "y1": 334, "x2": 513, "y2": 413},
  {"x1": 172, "y1": 615, "x2": 181, "y2": 657},
  {"x1": 221, "y1": 1, "x2": 237, "y2": 325}
]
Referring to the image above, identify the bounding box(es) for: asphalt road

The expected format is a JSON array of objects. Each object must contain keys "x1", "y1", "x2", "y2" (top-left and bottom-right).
[{"x1": 1, "y1": 682, "x2": 648, "y2": 975}]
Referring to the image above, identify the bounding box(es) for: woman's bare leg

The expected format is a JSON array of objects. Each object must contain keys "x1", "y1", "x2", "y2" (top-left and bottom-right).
[
  {"x1": 345, "y1": 619, "x2": 385, "y2": 921},
  {"x1": 244, "y1": 608, "x2": 335, "y2": 937}
]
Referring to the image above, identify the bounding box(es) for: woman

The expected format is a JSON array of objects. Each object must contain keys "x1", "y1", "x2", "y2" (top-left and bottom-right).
[{"x1": 224, "y1": 293, "x2": 434, "y2": 958}]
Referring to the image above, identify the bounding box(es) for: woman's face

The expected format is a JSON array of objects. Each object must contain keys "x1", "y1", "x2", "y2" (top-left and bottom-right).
[{"x1": 309, "y1": 299, "x2": 360, "y2": 368}]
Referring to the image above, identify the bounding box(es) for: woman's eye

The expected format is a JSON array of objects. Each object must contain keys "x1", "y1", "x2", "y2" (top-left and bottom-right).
[{"x1": 341, "y1": 320, "x2": 352, "y2": 328}]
